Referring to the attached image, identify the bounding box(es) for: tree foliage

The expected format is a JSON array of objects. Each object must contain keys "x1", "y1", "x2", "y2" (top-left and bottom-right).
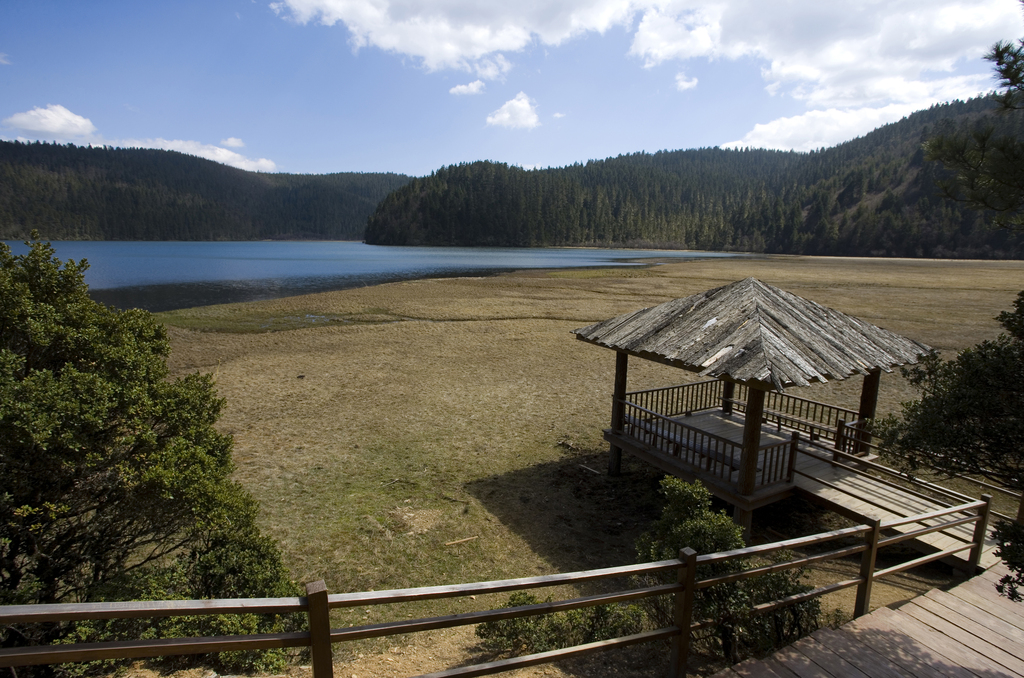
[
  {"x1": 0, "y1": 141, "x2": 411, "y2": 241},
  {"x1": 478, "y1": 479, "x2": 825, "y2": 663},
  {"x1": 878, "y1": 293, "x2": 1024, "y2": 598},
  {"x1": 926, "y1": 3, "x2": 1024, "y2": 231},
  {"x1": 0, "y1": 239, "x2": 299, "y2": 672},
  {"x1": 365, "y1": 98, "x2": 1024, "y2": 258},
  {"x1": 635, "y1": 479, "x2": 821, "y2": 663}
]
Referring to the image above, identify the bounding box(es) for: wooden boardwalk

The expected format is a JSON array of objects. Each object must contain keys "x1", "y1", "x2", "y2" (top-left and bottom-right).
[
  {"x1": 793, "y1": 448, "x2": 1001, "y2": 570},
  {"x1": 663, "y1": 411, "x2": 1001, "y2": 569},
  {"x1": 713, "y1": 564, "x2": 1024, "y2": 678}
]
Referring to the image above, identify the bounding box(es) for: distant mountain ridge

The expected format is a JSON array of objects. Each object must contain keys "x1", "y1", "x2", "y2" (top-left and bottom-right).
[
  {"x1": 4, "y1": 98, "x2": 1024, "y2": 257},
  {"x1": 365, "y1": 97, "x2": 1024, "y2": 258},
  {"x1": 0, "y1": 141, "x2": 412, "y2": 241}
]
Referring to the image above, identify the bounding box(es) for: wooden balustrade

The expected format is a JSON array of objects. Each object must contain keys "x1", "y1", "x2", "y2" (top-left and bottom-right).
[
  {"x1": 0, "y1": 498, "x2": 993, "y2": 678},
  {"x1": 624, "y1": 380, "x2": 723, "y2": 419},
  {"x1": 621, "y1": 401, "x2": 743, "y2": 484},
  {"x1": 625, "y1": 382, "x2": 859, "y2": 446}
]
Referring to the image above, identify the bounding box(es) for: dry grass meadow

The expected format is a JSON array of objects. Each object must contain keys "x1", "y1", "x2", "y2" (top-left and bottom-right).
[{"x1": 156, "y1": 255, "x2": 1024, "y2": 678}]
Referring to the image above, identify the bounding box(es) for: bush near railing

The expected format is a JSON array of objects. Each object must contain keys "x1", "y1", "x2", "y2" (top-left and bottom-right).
[{"x1": 0, "y1": 497, "x2": 993, "y2": 678}]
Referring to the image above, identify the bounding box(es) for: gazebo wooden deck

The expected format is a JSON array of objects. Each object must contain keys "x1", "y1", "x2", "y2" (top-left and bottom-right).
[{"x1": 574, "y1": 278, "x2": 999, "y2": 567}]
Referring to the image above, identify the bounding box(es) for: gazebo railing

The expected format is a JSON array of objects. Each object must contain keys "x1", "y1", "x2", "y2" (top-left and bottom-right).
[
  {"x1": 624, "y1": 381, "x2": 724, "y2": 419},
  {"x1": 733, "y1": 384, "x2": 859, "y2": 444},
  {"x1": 621, "y1": 402, "x2": 743, "y2": 485},
  {"x1": 620, "y1": 401, "x2": 798, "y2": 491},
  {"x1": 625, "y1": 381, "x2": 859, "y2": 446}
]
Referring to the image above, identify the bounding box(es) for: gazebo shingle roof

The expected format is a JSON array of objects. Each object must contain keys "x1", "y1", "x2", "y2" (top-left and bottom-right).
[{"x1": 572, "y1": 277, "x2": 931, "y2": 390}]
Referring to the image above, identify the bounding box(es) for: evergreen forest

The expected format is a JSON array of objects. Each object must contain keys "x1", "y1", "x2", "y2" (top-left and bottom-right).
[
  {"x1": 0, "y1": 141, "x2": 411, "y2": 241},
  {"x1": 365, "y1": 97, "x2": 1024, "y2": 258},
  {"x1": 5, "y1": 97, "x2": 1024, "y2": 257}
]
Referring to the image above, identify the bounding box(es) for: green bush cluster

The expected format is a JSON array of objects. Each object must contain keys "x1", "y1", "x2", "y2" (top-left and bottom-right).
[
  {"x1": 0, "y1": 238, "x2": 301, "y2": 675},
  {"x1": 475, "y1": 591, "x2": 643, "y2": 654},
  {"x1": 477, "y1": 479, "x2": 824, "y2": 664}
]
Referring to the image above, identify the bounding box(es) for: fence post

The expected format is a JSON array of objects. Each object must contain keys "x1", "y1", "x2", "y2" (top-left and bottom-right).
[
  {"x1": 609, "y1": 351, "x2": 629, "y2": 476},
  {"x1": 834, "y1": 420, "x2": 846, "y2": 462},
  {"x1": 969, "y1": 494, "x2": 993, "y2": 573},
  {"x1": 787, "y1": 431, "x2": 800, "y2": 482},
  {"x1": 854, "y1": 518, "x2": 880, "y2": 618},
  {"x1": 722, "y1": 381, "x2": 735, "y2": 416},
  {"x1": 306, "y1": 580, "x2": 334, "y2": 678},
  {"x1": 670, "y1": 548, "x2": 698, "y2": 678}
]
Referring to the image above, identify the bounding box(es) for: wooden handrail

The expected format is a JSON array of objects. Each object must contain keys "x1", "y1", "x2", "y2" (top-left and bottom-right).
[
  {"x1": 802, "y1": 442, "x2": 973, "y2": 505},
  {"x1": 821, "y1": 428, "x2": 1022, "y2": 504},
  {"x1": 623, "y1": 402, "x2": 739, "y2": 449},
  {"x1": 327, "y1": 558, "x2": 682, "y2": 608},
  {"x1": 0, "y1": 597, "x2": 307, "y2": 624},
  {"x1": 329, "y1": 584, "x2": 684, "y2": 643},
  {"x1": 624, "y1": 379, "x2": 719, "y2": 396},
  {"x1": 0, "y1": 499, "x2": 993, "y2": 677}
]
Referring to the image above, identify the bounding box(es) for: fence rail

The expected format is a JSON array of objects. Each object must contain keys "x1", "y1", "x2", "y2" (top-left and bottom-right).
[
  {"x1": 624, "y1": 381, "x2": 860, "y2": 447},
  {"x1": 0, "y1": 499, "x2": 993, "y2": 678},
  {"x1": 624, "y1": 380, "x2": 723, "y2": 419},
  {"x1": 734, "y1": 384, "x2": 859, "y2": 444},
  {"x1": 621, "y1": 401, "x2": 743, "y2": 485},
  {"x1": 620, "y1": 392, "x2": 799, "y2": 490}
]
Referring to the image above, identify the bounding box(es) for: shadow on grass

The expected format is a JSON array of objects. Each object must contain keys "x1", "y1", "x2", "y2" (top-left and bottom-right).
[
  {"x1": 461, "y1": 447, "x2": 681, "y2": 678},
  {"x1": 465, "y1": 446, "x2": 665, "y2": 575}
]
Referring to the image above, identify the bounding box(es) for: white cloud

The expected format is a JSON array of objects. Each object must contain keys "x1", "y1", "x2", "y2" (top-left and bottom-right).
[
  {"x1": 486, "y1": 92, "x2": 540, "y2": 129},
  {"x1": 270, "y1": 0, "x2": 632, "y2": 73},
  {"x1": 475, "y1": 54, "x2": 512, "y2": 80},
  {"x1": 271, "y1": 0, "x2": 1022, "y2": 149},
  {"x1": 0, "y1": 53, "x2": 10, "y2": 65},
  {"x1": 675, "y1": 71, "x2": 698, "y2": 91},
  {"x1": 629, "y1": 0, "x2": 1018, "y2": 110},
  {"x1": 721, "y1": 104, "x2": 920, "y2": 152},
  {"x1": 2, "y1": 104, "x2": 276, "y2": 172},
  {"x1": 450, "y1": 80, "x2": 486, "y2": 95},
  {"x1": 3, "y1": 104, "x2": 97, "y2": 138},
  {"x1": 553, "y1": 112, "x2": 566, "y2": 118},
  {"x1": 120, "y1": 138, "x2": 277, "y2": 171}
]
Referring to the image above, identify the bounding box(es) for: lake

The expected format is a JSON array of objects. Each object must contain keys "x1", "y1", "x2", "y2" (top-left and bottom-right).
[{"x1": 3, "y1": 241, "x2": 742, "y2": 312}]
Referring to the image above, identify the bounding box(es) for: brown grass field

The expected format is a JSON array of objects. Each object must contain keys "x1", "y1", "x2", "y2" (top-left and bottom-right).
[{"x1": 157, "y1": 255, "x2": 1024, "y2": 678}]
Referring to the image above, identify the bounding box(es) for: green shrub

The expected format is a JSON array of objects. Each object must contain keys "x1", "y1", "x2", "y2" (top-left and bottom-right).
[
  {"x1": 634, "y1": 478, "x2": 822, "y2": 663},
  {"x1": 477, "y1": 479, "x2": 826, "y2": 664},
  {"x1": 0, "y1": 239, "x2": 301, "y2": 676},
  {"x1": 475, "y1": 591, "x2": 643, "y2": 655}
]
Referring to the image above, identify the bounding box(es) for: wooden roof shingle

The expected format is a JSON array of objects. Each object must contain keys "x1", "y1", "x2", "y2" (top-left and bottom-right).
[{"x1": 572, "y1": 277, "x2": 931, "y2": 390}]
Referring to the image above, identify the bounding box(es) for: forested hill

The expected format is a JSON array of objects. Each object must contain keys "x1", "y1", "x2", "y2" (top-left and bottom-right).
[
  {"x1": 0, "y1": 141, "x2": 411, "y2": 240},
  {"x1": 365, "y1": 97, "x2": 1024, "y2": 258}
]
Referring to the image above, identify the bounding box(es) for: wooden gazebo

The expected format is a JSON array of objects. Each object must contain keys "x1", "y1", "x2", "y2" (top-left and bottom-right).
[{"x1": 573, "y1": 277, "x2": 931, "y2": 532}]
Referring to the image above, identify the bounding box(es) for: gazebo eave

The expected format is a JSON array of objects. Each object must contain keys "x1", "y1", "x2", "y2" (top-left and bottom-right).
[{"x1": 574, "y1": 334, "x2": 858, "y2": 393}]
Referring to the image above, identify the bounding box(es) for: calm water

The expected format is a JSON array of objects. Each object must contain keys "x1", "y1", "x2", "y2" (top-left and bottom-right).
[{"x1": 4, "y1": 241, "x2": 741, "y2": 312}]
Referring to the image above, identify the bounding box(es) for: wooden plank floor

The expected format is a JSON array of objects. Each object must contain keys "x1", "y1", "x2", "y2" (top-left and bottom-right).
[
  {"x1": 790, "y1": 446, "x2": 1000, "y2": 570},
  {"x1": 676, "y1": 412, "x2": 1000, "y2": 569},
  {"x1": 712, "y1": 563, "x2": 1024, "y2": 678}
]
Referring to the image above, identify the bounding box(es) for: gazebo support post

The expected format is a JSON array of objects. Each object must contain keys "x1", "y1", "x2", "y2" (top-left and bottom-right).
[
  {"x1": 855, "y1": 368, "x2": 882, "y2": 455},
  {"x1": 721, "y1": 380, "x2": 735, "y2": 416},
  {"x1": 609, "y1": 351, "x2": 629, "y2": 476},
  {"x1": 734, "y1": 385, "x2": 766, "y2": 540}
]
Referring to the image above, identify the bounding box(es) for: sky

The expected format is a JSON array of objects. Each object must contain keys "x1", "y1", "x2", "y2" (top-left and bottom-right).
[{"x1": 2, "y1": 0, "x2": 1023, "y2": 177}]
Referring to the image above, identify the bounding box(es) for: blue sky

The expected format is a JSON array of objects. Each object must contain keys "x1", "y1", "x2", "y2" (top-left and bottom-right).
[{"x1": 2, "y1": 0, "x2": 1021, "y2": 176}]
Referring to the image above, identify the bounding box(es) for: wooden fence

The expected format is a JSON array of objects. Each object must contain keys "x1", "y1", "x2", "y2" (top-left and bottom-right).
[
  {"x1": 0, "y1": 498, "x2": 993, "y2": 678},
  {"x1": 812, "y1": 429, "x2": 1024, "y2": 524},
  {"x1": 625, "y1": 381, "x2": 861, "y2": 447}
]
